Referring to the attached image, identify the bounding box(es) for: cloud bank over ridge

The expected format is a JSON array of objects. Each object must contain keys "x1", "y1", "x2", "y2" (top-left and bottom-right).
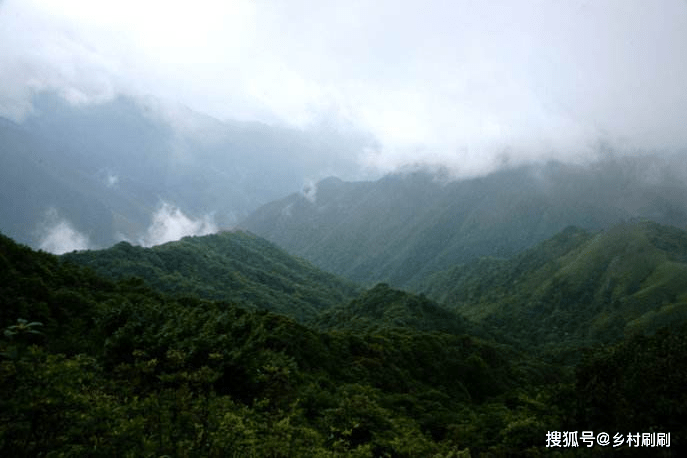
[
  {"x1": 138, "y1": 202, "x2": 218, "y2": 247},
  {"x1": 37, "y1": 202, "x2": 218, "y2": 254},
  {"x1": 37, "y1": 208, "x2": 90, "y2": 254},
  {"x1": 1, "y1": 0, "x2": 686, "y2": 178}
]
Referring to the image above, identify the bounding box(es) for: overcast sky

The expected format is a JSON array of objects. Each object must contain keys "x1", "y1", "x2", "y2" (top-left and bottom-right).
[{"x1": 2, "y1": 0, "x2": 686, "y2": 176}]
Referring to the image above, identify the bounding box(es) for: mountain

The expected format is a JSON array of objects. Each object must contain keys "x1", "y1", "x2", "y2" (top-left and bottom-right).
[
  {"x1": 1, "y1": 230, "x2": 556, "y2": 456},
  {"x1": 240, "y1": 159, "x2": 687, "y2": 288},
  {"x1": 62, "y1": 230, "x2": 358, "y2": 321},
  {"x1": 417, "y1": 220, "x2": 687, "y2": 355},
  {"x1": 0, "y1": 91, "x2": 368, "y2": 250},
  {"x1": 0, "y1": 115, "x2": 121, "y2": 248},
  {"x1": 3, "y1": 219, "x2": 687, "y2": 455},
  {"x1": 313, "y1": 282, "x2": 487, "y2": 338}
]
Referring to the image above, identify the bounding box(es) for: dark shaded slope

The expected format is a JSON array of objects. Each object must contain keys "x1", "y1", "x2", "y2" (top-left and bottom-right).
[
  {"x1": 1, "y1": 231, "x2": 552, "y2": 456},
  {"x1": 573, "y1": 324, "x2": 687, "y2": 448},
  {"x1": 0, "y1": 232, "x2": 119, "y2": 353},
  {"x1": 313, "y1": 283, "x2": 487, "y2": 338},
  {"x1": 62, "y1": 230, "x2": 358, "y2": 321},
  {"x1": 241, "y1": 159, "x2": 687, "y2": 288}
]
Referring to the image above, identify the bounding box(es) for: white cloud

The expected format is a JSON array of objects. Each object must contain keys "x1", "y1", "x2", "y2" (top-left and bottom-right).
[
  {"x1": 140, "y1": 202, "x2": 217, "y2": 247},
  {"x1": 301, "y1": 179, "x2": 317, "y2": 204},
  {"x1": 37, "y1": 208, "x2": 90, "y2": 254},
  {"x1": 2, "y1": 0, "x2": 686, "y2": 178},
  {"x1": 105, "y1": 173, "x2": 118, "y2": 187}
]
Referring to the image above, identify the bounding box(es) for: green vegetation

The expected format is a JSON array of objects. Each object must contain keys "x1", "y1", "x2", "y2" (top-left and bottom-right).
[
  {"x1": 313, "y1": 283, "x2": 489, "y2": 339},
  {"x1": 573, "y1": 325, "x2": 687, "y2": 445},
  {"x1": 63, "y1": 230, "x2": 358, "y2": 322},
  {"x1": 2, "y1": 221, "x2": 687, "y2": 455},
  {"x1": 418, "y1": 221, "x2": 687, "y2": 359},
  {"x1": 242, "y1": 164, "x2": 687, "y2": 289}
]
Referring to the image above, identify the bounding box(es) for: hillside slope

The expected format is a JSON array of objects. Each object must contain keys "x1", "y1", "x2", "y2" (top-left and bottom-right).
[
  {"x1": 1, "y1": 230, "x2": 555, "y2": 456},
  {"x1": 241, "y1": 159, "x2": 687, "y2": 288},
  {"x1": 417, "y1": 221, "x2": 687, "y2": 353},
  {"x1": 313, "y1": 283, "x2": 489, "y2": 339},
  {"x1": 62, "y1": 230, "x2": 358, "y2": 321},
  {"x1": 4, "y1": 224, "x2": 687, "y2": 454}
]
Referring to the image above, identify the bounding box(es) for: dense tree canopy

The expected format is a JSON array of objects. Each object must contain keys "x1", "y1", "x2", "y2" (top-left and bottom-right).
[
  {"x1": 63, "y1": 230, "x2": 358, "y2": 322},
  {"x1": 1, "y1": 224, "x2": 685, "y2": 456}
]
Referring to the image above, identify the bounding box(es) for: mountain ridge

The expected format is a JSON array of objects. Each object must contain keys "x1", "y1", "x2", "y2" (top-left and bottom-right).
[
  {"x1": 0, "y1": 91, "x2": 369, "y2": 250},
  {"x1": 62, "y1": 230, "x2": 358, "y2": 321},
  {"x1": 4, "y1": 217, "x2": 687, "y2": 454},
  {"x1": 312, "y1": 282, "x2": 486, "y2": 338},
  {"x1": 240, "y1": 159, "x2": 687, "y2": 289},
  {"x1": 417, "y1": 220, "x2": 687, "y2": 355}
]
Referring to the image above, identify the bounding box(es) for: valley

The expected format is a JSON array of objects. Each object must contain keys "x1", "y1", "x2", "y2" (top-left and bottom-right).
[
  {"x1": 2, "y1": 2, "x2": 686, "y2": 455},
  {"x1": 2, "y1": 209, "x2": 687, "y2": 455}
]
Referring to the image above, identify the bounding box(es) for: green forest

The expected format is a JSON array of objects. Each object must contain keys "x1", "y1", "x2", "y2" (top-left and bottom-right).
[{"x1": 2, "y1": 222, "x2": 686, "y2": 456}]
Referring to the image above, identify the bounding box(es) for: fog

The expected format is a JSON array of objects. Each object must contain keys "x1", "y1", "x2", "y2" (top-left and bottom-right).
[
  {"x1": 37, "y1": 208, "x2": 90, "y2": 254},
  {"x1": 138, "y1": 202, "x2": 218, "y2": 247},
  {"x1": 2, "y1": 0, "x2": 686, "y2": 178},
  {"x1": 36, "y1": 202, "x2": 219, "y2": 254}
]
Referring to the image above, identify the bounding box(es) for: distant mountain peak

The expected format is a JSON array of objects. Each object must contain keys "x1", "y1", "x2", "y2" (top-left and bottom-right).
[{"x1": 242, "y1": 159, "x2": 687, "y2": 288}]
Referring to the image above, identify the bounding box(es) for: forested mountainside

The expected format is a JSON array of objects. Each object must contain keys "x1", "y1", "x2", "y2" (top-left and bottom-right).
[
  {"x1": 416, "y1": 221, "x2": 687, "y2": 357},
  {"x1": 313, "y1": 283, "x2": 490, "y2": 339},
  {"x1": 3, "y1": 222, "x2": 687, "y2": 455},
  {"x1": 62, "y1": 230, "x2": 358, "y2": 322},
  {"x1": 240, "y1": 159, "x2": 687, "y2": 288},
  {"x1": 0, "y1": 231, "x2": 559, "y2": 456}
]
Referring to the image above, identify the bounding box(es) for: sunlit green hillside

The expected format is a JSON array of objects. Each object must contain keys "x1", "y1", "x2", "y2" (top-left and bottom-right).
[{"x1": 418, "y1": 221, "x2": 687, "y2": 355}]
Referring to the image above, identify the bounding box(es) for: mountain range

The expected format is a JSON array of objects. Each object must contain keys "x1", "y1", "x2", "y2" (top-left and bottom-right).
[
  {"x1": 0, "y1": 92, "x2": 368, "y2": 250},
  {"x1": 61, "y1": 216, "x2": 687, "y2": 359},
  {"x1": 4, "y1": 98, "x2": 687, "y2": 454},
  {"x1": 241, "y1": 158, "x2": 687, "y2": 289},
  {"x1": 4, "y1": 215, "x2": 687, "y2": 454},
  {"x1": 3, "y1": 211, "x2": 687, "y2": 454}
]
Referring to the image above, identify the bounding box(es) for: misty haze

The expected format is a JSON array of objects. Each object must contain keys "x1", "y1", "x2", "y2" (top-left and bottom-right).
[{"x1": 1, "y1": 1, "x2": 687, "y2": 456}]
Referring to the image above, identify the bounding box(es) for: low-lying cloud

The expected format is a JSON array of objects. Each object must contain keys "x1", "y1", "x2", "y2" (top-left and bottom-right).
[
  {"x1": 139, "y1": 202, "x2": 217, "y2": 247},
  {"x1": 38, "y1": 208, "x2": 90, "y2": 254},
  {"x1": 301, "y1": 179, "x2": 317, "y2": 204},
  {"x1": 1, "y1": 0, "x2": 686, "y2": 180}
]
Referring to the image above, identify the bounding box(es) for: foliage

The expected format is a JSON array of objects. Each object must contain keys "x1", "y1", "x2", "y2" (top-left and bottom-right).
[
  {"x1": 312, "y1": 283, "x2": 488, "y2": 338},
  {"x1": 242, "y1": 163, "x2": 687, "y2": 289},
  {"x1": 573, "y1": 324, "x2": 687, "y2": 451},
  {"x1": 2, "y1": 225, "x2": 686, "y2": 456},
  {"x1": 62, "y1": 230, "x2": 358, "y2": 322},
  {"x1": 418, "y1": 221, "x2": 687, "y2": 360}
]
